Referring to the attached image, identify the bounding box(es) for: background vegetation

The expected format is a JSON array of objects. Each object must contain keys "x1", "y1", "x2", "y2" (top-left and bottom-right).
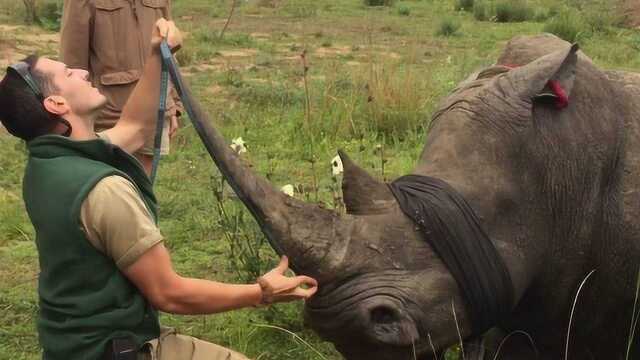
[{"x1": 0, "y1": 0, "x2": 637, "y2": 359}]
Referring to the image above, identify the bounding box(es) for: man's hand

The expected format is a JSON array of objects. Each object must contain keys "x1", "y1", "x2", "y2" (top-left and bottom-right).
[
  {"x1": 151, "y1": 18, "x2": 182, "y2": 52},
  {"x1": 257, "y1": 256, "x2": 318, "y2": 305},
  {"x1": 169, "y1": 114, "x2": 179, "y2": 139},
  {"x1": 167, "y1": 106, "x2": 180, "y2": 140}
]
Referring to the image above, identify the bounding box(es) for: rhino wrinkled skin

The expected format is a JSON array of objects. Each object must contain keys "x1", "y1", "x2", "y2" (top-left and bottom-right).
[{"x1": 185, "y1": 34, "x2": 640, "y2": 359}]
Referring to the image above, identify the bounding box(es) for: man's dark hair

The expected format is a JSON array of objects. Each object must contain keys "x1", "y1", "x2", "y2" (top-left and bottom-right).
[{"x1": 0, "y1": 55, "x2": 67, "y2": 141}]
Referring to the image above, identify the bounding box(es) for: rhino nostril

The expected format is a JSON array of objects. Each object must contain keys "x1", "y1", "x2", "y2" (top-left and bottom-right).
[{"x1": 370, "y1": 306, "x2": 397, "y2": 324}]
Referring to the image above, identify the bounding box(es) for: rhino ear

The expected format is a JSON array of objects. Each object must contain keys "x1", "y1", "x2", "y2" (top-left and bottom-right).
[
  {"x1": 339, "y1": 150, "x2": 396, "y2": 215},
  {"x1": 503, "y1": 43, "x2": 579, "y2": 106},
  {"x1": 365, "y1": 304, "x2": 419, "y2": 346}
]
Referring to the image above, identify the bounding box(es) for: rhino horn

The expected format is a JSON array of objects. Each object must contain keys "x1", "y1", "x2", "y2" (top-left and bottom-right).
[
  {"x1": 339, "y1": 149, "x2": 397, "y2": 215},
  {"x1": 181, "y1": 82, "x2": 352, "y2": 280},
  {"x1": 502, "y1": 43, "x2": 579, "y2": 104}
]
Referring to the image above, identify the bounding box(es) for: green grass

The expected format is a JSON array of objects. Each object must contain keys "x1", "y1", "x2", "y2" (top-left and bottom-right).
[
  {"x1": 436, "y1": 17, "x2": 462, "y2": 37},
  {"x1": 495, "y1": 0, "x2": 535, "y2": 23},
  {"x1": 363, "y1": 0, "x2": 394, "y2": 6},
  {"x1": 543, "y1": 8, "x2": 587, "y2": 43},
  {"x1": 397, "y1": 4, "x2": 411, "y2": 16},
  {"x1": 1, "y1": 0, "x2": 639, "y2": 359},
  {"x1": 473, "y1": 1, "x2": 489, "y2": 21},
  {"x1": 454, "y1": 0, "x2": 474, "y2": 12}
]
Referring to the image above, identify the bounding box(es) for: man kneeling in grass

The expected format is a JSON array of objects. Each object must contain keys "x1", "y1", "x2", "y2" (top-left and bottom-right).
[{"x1": 0, "y1": 19, "x2": 317, "y2": 360}]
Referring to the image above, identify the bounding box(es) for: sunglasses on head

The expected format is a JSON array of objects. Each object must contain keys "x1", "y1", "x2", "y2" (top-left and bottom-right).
[
  {"x1": 6, "y1": 61, "x2": 72, "y2": 138},
  {"x1": 7, "y1": 61, "x2": 44, "y2": 100}
]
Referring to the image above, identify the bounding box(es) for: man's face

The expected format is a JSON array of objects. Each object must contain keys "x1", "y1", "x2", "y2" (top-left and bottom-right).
[{"x1": 33, "y1": 58, "x2": 106, "y2": 117}]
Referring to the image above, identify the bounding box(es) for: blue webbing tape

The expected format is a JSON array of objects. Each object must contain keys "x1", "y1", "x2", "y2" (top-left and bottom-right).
[{"x1": 150, "y1": 41, "x2": 171, "y2": 184}]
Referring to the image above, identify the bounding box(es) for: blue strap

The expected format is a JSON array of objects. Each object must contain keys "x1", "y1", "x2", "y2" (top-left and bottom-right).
[
  {"x1": 149, "y1": 40, "x2": 290, "y2": 262},
  {"x1": 149, "y1": 40, "x2": 171, "y2": 184}
]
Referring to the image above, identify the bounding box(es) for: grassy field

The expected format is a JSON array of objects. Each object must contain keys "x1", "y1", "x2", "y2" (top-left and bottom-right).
[{"x1": 0, "y1": 0, "x2": 638, "y2": 359}]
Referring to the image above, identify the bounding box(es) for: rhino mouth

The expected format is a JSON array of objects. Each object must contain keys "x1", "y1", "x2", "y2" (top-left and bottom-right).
[
  {"x1": 306, "y1": 276, "x2": 411, "y2": 315},
  {"x1": 304, "y1": 272, "x2": 422, "y2": 350}
]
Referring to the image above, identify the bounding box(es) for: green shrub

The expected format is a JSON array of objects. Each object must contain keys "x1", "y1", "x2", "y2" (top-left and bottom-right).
[
  {"x1": 495, "y1": 0, "x2": 534, "y2": 23},
  {"x1": 473, "y1": 1, "x2": 488, "y2": 21},
  {"x1": 454, "y1": 0, "x2": 474, "y2": 12},
  {"x1": 364, "y1": 0, "x2": 394, "y2": 6},
  {"x1": 350, "y1": 64, "x2": 431, "y2": 136},
  {"x1": 194, "y1": 29, "x2": 257, "y2": 48},
  {"x1": 543, "y1": 9, "x2": 587, "y2": 43},
  {"x1": 231, "y1": 81, "x2": 304, "y2": 108},
  {"x1": 282, "y1": 0, "x2": 320, "y2": 17},
  {"x1": 436, "y1": 17, "x2": 461, "y2": 36},
  {"x1": 547, "y1": 4, "x2": 561, "y2": 17},
  {"x1": 533, "y1": 8, "x2": 549, "y2": 23},
  {"x1": 39, "y1": 1, "x2": 62, "y2": 31},
  {"x1": 397, "y1": 4, "x2": 411, "y2": 16},
  {"x1": 175, "y1": 47, "x2": 196, "y2": 66},
  {"x1": 256, "y1": 0, "x2": 277, "y2": 7},
  {"x1": 584, "y1": 8, "x2": 622, "y2": 33}
]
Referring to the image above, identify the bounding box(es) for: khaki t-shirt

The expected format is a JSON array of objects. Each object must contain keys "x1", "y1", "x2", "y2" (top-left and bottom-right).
[{"x1": 80, "y1": 175, "x2": 163, "y2": 269}]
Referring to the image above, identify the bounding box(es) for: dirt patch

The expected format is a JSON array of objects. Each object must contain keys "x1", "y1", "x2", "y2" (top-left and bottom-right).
[
  {"x1": 0, "y1": 24, "x2": 22, "y2": 33},
  {"x1": 217, "y1": 49, "x2": 258, "y2": 58},
  {"x1": 21, "y1": 33, "x2": 59, "y2": 44},
  {"x1": 315, "y1": 45, "x2": 351, "y2": 58},
  {"x1": 0, "y1": 24, "x2": 60, "y2": 67},
  {"x1": 182, "y1": 63, "x2": 225, "y2": 74},
  {"x1": 206, "y1": 84, "x2": 225, "y2": 95},
  {"x1": 0, "y1": 52, "x2": 27, "y2": 69},
  {"x1": 622, "y1": 0, "x2": 640, "y2": 28},
  {"x1": 0, "y1": 39, "x2": 25, "y2": 69},
  {"x1": 380, "y1": 51, "x2": 401, "y2": 60},
  {"x1": 250, "y1": 32, "x2": 271, "y2": 39}
]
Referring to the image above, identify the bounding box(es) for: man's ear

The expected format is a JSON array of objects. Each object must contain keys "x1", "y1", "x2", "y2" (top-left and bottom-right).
[{"x1": 42, "y1": 95, "x2": 70, "y2": 116}]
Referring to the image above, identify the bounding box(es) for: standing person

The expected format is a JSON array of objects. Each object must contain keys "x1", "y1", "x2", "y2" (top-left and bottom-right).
[
  {"x1": 60, "y1": 0, "x2": 183, "y2": 174},
  {"x1": 0, "y1": 19, "x2": 317, "y2": 360}
]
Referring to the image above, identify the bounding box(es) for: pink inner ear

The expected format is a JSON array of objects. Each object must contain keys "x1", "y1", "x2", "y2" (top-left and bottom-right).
[
  {"x1": 547, "y1": 80, "x2": 569, "y2": 109},
  {"x1": 501, "y1": 63, "x2": 570, "y2": 110}
]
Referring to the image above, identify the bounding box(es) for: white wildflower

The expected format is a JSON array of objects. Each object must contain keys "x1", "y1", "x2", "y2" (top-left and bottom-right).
[
  {"x1": 331, "y1": 155, "x2": 343, "y2": 176},
  {"x1": 230, "y1": 137, "x2": 247, "y2": 154},
  {"x1": 281, "y1": 184, "x2": 294, "y2": 197}
]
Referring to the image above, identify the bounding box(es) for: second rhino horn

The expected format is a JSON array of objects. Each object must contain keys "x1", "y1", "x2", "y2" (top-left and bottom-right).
[{"x1": 339, "y1": 150, "x2": 397, "y2": 215}]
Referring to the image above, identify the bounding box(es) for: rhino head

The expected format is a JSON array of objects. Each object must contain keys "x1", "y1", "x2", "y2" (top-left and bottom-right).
[{"x1": 180, "y1": 36, "x2": 585, "y2": 359}]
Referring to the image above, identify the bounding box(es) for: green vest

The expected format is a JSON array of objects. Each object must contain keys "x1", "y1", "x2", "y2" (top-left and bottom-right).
[{"x1": 23, "y1": 135, "x2": 160, "y2": 360}]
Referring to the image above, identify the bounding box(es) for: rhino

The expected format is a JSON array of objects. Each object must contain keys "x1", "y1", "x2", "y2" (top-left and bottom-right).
[{"x1": 178, "y1": 34, "x2": 640, "y2": 359}]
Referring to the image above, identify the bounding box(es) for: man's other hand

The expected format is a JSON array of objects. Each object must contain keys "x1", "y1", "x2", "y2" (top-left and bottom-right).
[{"x1": 257, "y1": 256, "x2": 318, "y2": 305}]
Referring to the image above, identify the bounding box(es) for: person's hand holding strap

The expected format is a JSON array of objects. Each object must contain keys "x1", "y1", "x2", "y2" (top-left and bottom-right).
[
  {"x1": 257, "y1": 256, "x2": 318, "y2": 305},
  {"x1": 151, "y1": 18, "x2": 182, "y2": 52}
]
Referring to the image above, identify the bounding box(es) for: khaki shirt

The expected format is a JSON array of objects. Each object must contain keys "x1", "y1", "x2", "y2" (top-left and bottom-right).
[
  {"x1": 80, "y1": 175, "x2": 163, "y2": 269},
  {"x1": 60, "y1": 0, "x2": 181, "y2": 131}
]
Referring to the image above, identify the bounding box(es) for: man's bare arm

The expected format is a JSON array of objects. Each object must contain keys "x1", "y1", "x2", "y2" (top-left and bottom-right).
[{"x1": 123, "y1": 244, "x2": 317, "y2": 315}]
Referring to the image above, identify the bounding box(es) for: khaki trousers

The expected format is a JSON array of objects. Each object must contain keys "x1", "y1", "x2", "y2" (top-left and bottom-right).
[{"x1": 140, "y1": 328, "x2": 250, "y2": 360}]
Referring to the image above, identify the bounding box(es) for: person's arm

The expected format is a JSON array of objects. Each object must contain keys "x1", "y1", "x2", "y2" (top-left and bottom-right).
[
  {"x1": 81, "y1": 176, "x2": 317, "y2": 315},
  {"x1": 60, "y1": 0, "x2": 91, "y2": 71},
  {"x1": 124, "y1": 246, "x2": 317, "y2": 314},
  {"x1": 167, "y1": 86, "x2": 183, "y2": 139},
  {"x1": 102, "y1": 19, "x2": 182, "y2": 154}
]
